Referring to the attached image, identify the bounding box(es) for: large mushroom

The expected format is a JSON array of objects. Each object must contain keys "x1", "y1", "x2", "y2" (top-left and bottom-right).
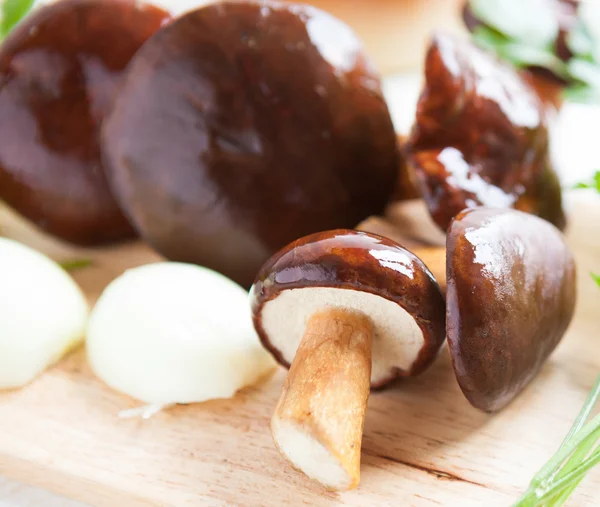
[
  {"x1": 102, "y1": 0, "x2": 399, "y2": 288},
  {"x1": 250, "y1": 229, "x2": 446, "y2": 490},
  {"x1": 0, "y1": 0, "x2": 171, "y2": 245},
  {"x1": 406, "y1": 34, "x2": 566, "y2": 234},
  {"x1": 446, "y1": 207, "x2": 576, "y2": 411}
]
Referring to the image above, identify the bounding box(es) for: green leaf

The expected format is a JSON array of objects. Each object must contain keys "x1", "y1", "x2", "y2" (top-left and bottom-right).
[
  {"x1": 574, "y1": 171, "x2": 600, "y2": 192},
  {"x1": 500, "y1": 44, "x2": 569, "y2": 79},
  {"x1": 577, "y1": 1, "x2": 600, "y2": 64},
  {"x1": 472, "y1": 25, "x2": 511, "y2": 52},
  {"x1": 472, "y1": 26, "x2": 569, "y2": 79},
  {"x1": 470, "y1": 0, "x2": 558, "y2": 48},
  {"x1": 568, "y1": 59, "x2": 600, "y2": 88},
  {"x1": 563, "y1": 83, "x2": 600, "y2": 104},
  {"x1": 0, "y1": 0, "x2": 35, "y2": 39},
  {"x1": 59, "y1": 258, "x2": 93, "y2": 272},
  {"x1": 567, "y1": 18, "x2": 595, "y2": 60},
  {"x1": 592, "y1": 273, "x2": 600, "y2": 288},
  {"x1": 468, "y1": 1, "x2": 600, "y2": 105}
]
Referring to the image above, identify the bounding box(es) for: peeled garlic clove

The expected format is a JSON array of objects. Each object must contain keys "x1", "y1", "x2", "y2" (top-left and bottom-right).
[
  {"x1": 0, "y1": 238, "x2": 88, "y2": 389},
  {"x1": 87, "y1": 263, "x2": 277, "y2": 405}
]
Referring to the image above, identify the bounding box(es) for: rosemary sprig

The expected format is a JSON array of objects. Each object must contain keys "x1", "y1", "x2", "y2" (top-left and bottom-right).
[
  {"x1": 514, "y1": 376, "x2": 600, "y2": 506},
  {"x1": 514, "y1": 175, "x2": 600, "y2": 506}
]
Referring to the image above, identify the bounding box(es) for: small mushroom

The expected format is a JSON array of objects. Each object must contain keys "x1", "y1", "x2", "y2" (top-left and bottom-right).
[
  {"x1": 446, "y1": 207, "x2": 576, "y2": 412},
  {"x1": 250, "y1": 230, "x2": 446, "y2": 490},
  {"x1": 102, "y1": 0, "x2": 399, "y2": 288},
  {"x1": 358, "y1": 205, "x2": 575, "y2": 412},
  {"x1": 406, "y1": 34, "x2": 566, "y2": 233},
  {"x1": 0, "y1": 0, "x2": 171, "y2": 245}
]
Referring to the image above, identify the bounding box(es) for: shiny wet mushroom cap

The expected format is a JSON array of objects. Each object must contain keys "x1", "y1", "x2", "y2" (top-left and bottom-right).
[
  {"x1": 446, "y1": 207, "x2": 576, "y2": 412},
  {"x1": 0, "y1": 0, "x2": 171, "y2": 245},
  {"x1": 251, "y1": 229, "x2": 445, "y2": 490},
  {"x1": 407, "y1": 34, "x2": 566, "y2": 232},
  {"x1": 102, "y1": 0, "x2": 399, "y2": 288}
]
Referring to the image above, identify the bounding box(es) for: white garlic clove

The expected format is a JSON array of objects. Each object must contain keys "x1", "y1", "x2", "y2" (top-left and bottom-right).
[
  {"x1": 0, "y1": 238, "x2": 89, "y2": 389},
  {"x1": 87, "y1": 262, "x2": 276, "y2": 406}
]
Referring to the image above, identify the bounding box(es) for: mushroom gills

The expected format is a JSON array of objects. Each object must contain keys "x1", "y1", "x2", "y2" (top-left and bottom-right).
[
  {"x1": 271, "y1": 309, "x2": 372, "y2": 491},
  {"x1": 261, "y1": 287, "x2": 426, "y2": 385}
]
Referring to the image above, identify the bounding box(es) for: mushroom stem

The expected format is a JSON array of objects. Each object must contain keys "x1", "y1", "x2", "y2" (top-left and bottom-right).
[
  {"x1": 412, "y1": 246, "x2": 446, "y2": 294},
  {"x1": 271, "y1": 308, "x2": 372, "y2": 491}
]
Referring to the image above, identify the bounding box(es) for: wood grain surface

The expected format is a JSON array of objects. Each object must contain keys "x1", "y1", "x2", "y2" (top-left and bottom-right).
[{"x1": 0, "y1": 192, "x2": 599, "y2": 507}]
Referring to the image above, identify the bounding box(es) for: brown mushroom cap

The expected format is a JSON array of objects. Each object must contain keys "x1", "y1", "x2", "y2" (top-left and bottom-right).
[
  {"x1": 102, "y1": 1, "x2": 399, "y2": 288},
  {"x1": 406, "y1": 34, "x2": 566, "y2": 233},
  {"x1": 446, "y1": 207, "x2": 576, "y2": 412},
  {"x1": 250, "y1": 229, "x2": 446, "y2": 387},
  {"x1": 0, "y1": 0, "x2": 170, "y2": 245}
]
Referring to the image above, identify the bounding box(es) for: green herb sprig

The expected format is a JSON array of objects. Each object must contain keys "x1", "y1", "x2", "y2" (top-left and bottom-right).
[
  {"x1": 514, "y1": 377, "x2": 600, "y2": 506},
  {"x1": 515, "y1": 174, "x2": 600, "y2": 506},
  {"x1": 574, "y1": 171, "x2": 600, "y2": 193},
  {"x1": 468, "y1": 0, "x2": 600, "y2": 104},
  {"x1": 0, "y1": 0, "x2": 34, "y2": 39},
  {"x1": 59, "y1": 258, "x2": 93, "y2": 272}
]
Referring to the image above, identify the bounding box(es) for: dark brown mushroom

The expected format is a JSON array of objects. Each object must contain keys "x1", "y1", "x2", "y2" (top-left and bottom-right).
[
  {"x1": 446, "y1": 207, "x2": 576, "y2": 412},
  {"x1": 391, "y1": 134, "x2": 421, "y2": 202},
  {"x1": 102, "y1": 1, "x2": 399, "y2": 288},
  {"x1": 250, "y1": 229, "x2": 445, "y2": 490},
  {"x1": 406, "y1": 34, "x2": 566, "y2": 234},
  {"x1": 0, "y1": 0, "x2": 171, "y2": 245}
]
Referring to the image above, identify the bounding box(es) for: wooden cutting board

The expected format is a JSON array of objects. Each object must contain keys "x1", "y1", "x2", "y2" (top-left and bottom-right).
[{"x1": 0, "y1": 192, "x2": 599, "y2": 507}]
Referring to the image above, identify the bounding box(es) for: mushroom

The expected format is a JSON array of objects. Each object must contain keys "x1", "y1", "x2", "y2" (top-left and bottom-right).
[
  {"x1": 359, "y1": 205, "x2": 576, "y2": 412},
  {"x1": 0, "y1": 0, "x2": 171, "y2": 245},
  {"x1": 102, "y1": 0, "x2": 399, "y2": 288},
  {"x1": 250, "y1": 229, "x2": 446, "y2": 490},
  {"x1": 406, "y1": 34, "x2": 566, "y2": 234},
  {"x1": 446, "y1": 207, "x2": 576, "y2": 412}
]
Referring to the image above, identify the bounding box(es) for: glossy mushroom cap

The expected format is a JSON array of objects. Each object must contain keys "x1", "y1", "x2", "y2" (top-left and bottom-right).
[
  {"x1": 406, "y1": 34, "x2": 566, "y2": 232},
  {"x1": 102, "y1": 0, "x2": 399, "y2": 288},
  {"x1": 250, "y1": 230, "x2": 446, "y2": 387},
  {"x1": 0, "y1": 0, "x2": 171, "y2": 245},
  {"x1": 446, "y1": 208, "x2": 576, "y2": 412}
]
